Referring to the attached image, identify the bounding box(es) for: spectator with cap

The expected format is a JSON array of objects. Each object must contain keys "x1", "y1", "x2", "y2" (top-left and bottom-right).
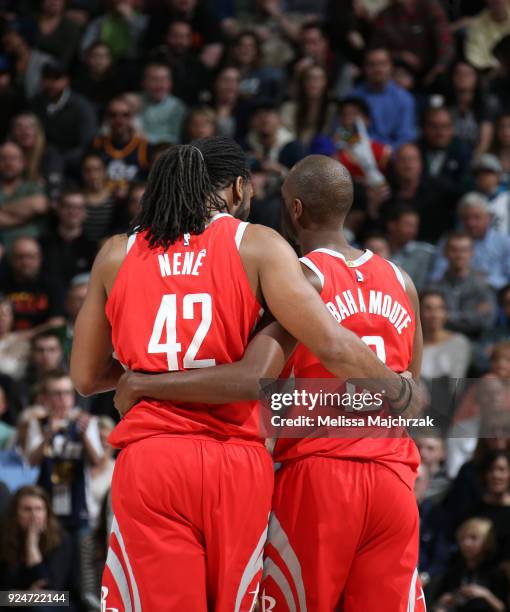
[
  {"x1": 90, "y1": 96, "x2": 153, "y2": 198},
  {"x1": 1, "y1": 22, "x2": 53, "y2": 99},
  {"x1": 418, "y1": 106, "x2": 471, "y2": 191},
  {"x1": 371, "y1": 0, "x2": 454, "y2": 88},
  {"x1": 430, "y1": 231, "x2": 496, "y2": 339},
  {"x1": 0, "y1": 236, "x2": 65, "y2": 332},
  {"x1": 386, "y1": 205, "x2": 436, "y2": 290},
  {"x1": 30, "y1": 61, "x2": 98, "y2": 174},
  {"x1": 39, "y1": 190, "x2": 97, "y2": 288},
  {"x1": 430, "y1": 192, "x2": 510, "y2": 289},
  {"x1": 471, "y1": 154, "x2": 510, "y2": 234},
  {"x1": 350, "y1": 48, "x2": 416, "y2": 149},
  {"x1": 139, "y1": 61, "x2": 187, "y2": 145},
  {"x1": 465, "y1": 0, "x2": 510, "y2": 70},
  {"x1": 0, "y1": 142, "x2": 48, "y2": 251}
]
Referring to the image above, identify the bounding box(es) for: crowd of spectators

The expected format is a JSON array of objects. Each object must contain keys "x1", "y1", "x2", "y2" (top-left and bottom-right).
[{"x1": 1, "y1": 0, "x2": 510, "y2": 609}]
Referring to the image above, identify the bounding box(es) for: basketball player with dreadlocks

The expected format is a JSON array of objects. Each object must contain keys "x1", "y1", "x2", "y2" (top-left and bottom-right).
[
  {"x1": 71, "y1": 138, "x2": 417, "y2": 611},
  {"x1": 112, "y1": 154, "x2": 425, "y2": 611}
]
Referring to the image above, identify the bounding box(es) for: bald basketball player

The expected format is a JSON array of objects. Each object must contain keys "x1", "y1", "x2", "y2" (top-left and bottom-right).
[
  {"x1": 113, "y1": 155, "x2": 425, "y2": 612},
  {"x1": 71, "y1": 141, "x2": 417, "y2": 612}
]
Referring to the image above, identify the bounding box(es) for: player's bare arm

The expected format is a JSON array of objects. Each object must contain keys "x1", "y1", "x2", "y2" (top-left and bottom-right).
[
  {"x1": 114, "y1": 321, "x2": 297, "y2": 416},
  {"x1": 244, "y1": 224, "x2": 413, "y2": 403},
  {"x1": 70, "y1": 234, "x2": 128, "y2": 396}
]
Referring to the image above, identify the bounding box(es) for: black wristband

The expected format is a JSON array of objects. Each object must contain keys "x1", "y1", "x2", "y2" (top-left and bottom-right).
[
  {"x1": 386, "y1": 374, "x2": 407, "y2": 404},
  {"x1": 390, "y1": 377, "x2": 413, "y2": 415}
]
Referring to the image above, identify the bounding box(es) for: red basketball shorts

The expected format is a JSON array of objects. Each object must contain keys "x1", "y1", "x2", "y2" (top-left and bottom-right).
[
  {"x1": 260, "y1": 457, "x2": 425, "y2": 612},
  {"x1": 101, "y1": 435, "x2": 274, "y2": 611}
]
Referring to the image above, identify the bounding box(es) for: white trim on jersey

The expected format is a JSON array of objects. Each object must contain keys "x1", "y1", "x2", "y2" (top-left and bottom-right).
[
  {"x1": 299, "y1": 256, "x2": 325, "y2": 289},
  {"x1": 312, "y1": 248, "x2": 374, "y2": 267},
  {"x1": 126, "y1": 233, "x2": 137, "y2": 254},
  {"x1": 388, "y1": 260, "x2": 406, "y2": 290},
  {"x1": 235, "y1": 221, "x2": 249, "y2": 250},
  {"x1": 208, "y1": 212, "x2": 231, "y2": 225}
]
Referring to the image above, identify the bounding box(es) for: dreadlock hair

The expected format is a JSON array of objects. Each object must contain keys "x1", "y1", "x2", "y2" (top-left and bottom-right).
[{"x1": 132, "y1": 136, "x2": 250, "y2": 249}]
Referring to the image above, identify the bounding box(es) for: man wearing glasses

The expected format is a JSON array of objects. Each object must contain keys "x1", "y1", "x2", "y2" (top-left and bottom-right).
[
  {"x1": 24, "y1": 369, "x2": 103, "y2": 534},
  {"x1": 90, "y1": 96, "x2": 154, "y2": 198}
]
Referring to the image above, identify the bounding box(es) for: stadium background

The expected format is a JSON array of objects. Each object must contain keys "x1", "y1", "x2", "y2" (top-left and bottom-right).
[{"x1": 0, "y1": 0, "x2": 510, "y2": 609}]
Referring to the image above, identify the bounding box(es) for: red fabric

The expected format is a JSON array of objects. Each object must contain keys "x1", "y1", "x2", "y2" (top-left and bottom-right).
[
  {"x1": 102, "y1": 436, "x2": 274, "y2": 611},
  {"x1": 274, "y1": 249, "x2": 419, "y2": 489},
  {"x1": 106, "y1": 214, "x2": 263, "y2": 447},
  {"x1": 261, "y1": 458, "x2": 425, "y2": 612},
  {"x1": 336, "y1": 141, "x2": 390, "y2": 179}
]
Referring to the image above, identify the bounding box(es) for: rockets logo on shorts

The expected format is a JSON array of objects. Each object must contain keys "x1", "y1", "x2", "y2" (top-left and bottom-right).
[
  {"x1": 100, "y1": 587, "x2": 119, "y2": 612},
  {"x1": 260, "y1": 590, "x2": 276, "y2": 611}
]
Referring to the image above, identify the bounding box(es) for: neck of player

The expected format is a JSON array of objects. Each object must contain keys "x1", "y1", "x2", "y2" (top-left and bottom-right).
[{"x1": 298, "y1": 227, "x2": 363, "y2": 261}]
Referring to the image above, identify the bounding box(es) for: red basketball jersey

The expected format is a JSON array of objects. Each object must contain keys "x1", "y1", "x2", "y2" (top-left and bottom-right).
[
  {"x1": 273, "y1": 248, "x2": 420, "y2": 488},
  {"x1": 106, "y1": 213, "x2": 263, "y2": 447}
]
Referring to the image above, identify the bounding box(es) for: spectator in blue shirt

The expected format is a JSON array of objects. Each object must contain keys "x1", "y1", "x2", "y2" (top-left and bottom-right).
[
  {"x1": 430, "y1": 192, "x2": 510, "y2": 289},
  {"x1": 0, "y1": 416, "x2": 39, "y2": 494},
  {"x1": 351, "y1": 48, "x2": 416, "y2": 149}
]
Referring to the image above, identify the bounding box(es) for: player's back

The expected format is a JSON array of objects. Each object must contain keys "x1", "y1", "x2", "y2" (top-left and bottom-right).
[
  {"x1": 106, "y1": 213, "x2": 263, "y2": 447},
  {"x1": 274, "y1": 248, "x2": 420, "y2": 487}
]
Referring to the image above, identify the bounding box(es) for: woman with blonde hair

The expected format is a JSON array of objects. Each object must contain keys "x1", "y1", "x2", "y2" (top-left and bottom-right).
[
  {"x1": 433, "y1": 517, "x2": 507, "y2": 611},
  {"x1": 0, "y1": 485, "x2": 72, "y2": 594},
  {"x1": 182, "y1": 106, "x2": 218, "y2": 143},
  {"x1": 9, "y1": 113, "x2": 63, "y2": 192}
]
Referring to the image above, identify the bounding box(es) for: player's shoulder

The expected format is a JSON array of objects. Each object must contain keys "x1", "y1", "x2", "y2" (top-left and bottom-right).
[
  {"x1": 242, "y1": 223, "x2": 293, "y2": 255},
  {"x1": 94, "y1": 233, "x2": 129, "y2": 272}
]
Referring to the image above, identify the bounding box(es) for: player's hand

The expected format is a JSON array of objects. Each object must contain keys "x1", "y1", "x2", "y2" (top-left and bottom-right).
[
  {"x1": 114, "y1": 371, "x2": 142, "y2": 418},
  {"x1": 390, "y1": 372, "x2": 425, "y2": 417}
]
